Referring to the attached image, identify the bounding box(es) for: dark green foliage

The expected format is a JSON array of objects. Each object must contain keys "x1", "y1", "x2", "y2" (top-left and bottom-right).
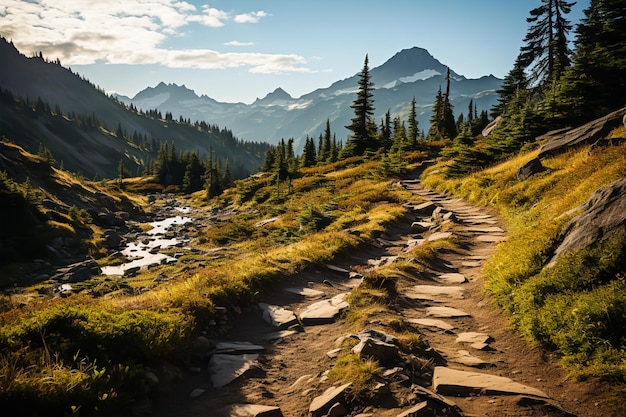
[
  {"x1": 297, "y1": 204, "x2": 332, "y2": 233},
  {"x1": 344, "y1": 55, "x2": 377, "y2": 156},
  {"x1": 559, "y1": 0, "x2": 626, "y2": 120},
  {"x1": 301, "y1": 136, "x2": 317, "y2": 168},
  {"x1": 520, "y1": 0, "x2": 576, "y2": 88},
  {"x1": 428, "y1": 69, "x2": 456, "y2": 140},
  {"x1": 509, "y1": 230, "x2": 626, "y2": 380}
]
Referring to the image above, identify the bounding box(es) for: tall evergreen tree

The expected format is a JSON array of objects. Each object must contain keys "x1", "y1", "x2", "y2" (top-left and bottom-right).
[
  {"x1": 429, "y1": 69, "x2": 457, "y2": 139},
  {"x1": 561, "y1": 0, "x2": 626, "y2": 118},
  {"x1": 408, "y1": 97, "x2": 419, "y2": 148},
  {"x1": 344, "y1": 55, "x2": 376, "y2": 156},
  {"x1": 428, "y1": 87, "x2": 444, "y2": 139},
  {"x1": 442, "y1": 68, "x2": 457, "y2": 139},
  {"x1": 379, "y1": 110, "x2": 392, "y2": 151},
  {"x1": 519, "y1": 0, "x2": 576, "y2": 88},
  {"x1": 492, "y1": 54, "x2": 530, "y2": 117}
]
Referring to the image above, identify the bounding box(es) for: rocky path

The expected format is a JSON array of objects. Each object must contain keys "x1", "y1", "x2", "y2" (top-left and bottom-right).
[{"x1": 149, "y1": 180, "x2": 619, "y2": 417}]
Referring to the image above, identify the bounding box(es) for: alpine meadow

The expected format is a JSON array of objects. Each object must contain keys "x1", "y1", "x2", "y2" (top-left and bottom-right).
[{"x1": 0, "y1": 1, "x2": 625, "y2": 416}]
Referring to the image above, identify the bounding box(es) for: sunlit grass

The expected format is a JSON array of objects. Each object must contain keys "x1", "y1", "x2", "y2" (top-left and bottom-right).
[{"x1": 424, "y1": 139, "x2": 626, "y2": 381}]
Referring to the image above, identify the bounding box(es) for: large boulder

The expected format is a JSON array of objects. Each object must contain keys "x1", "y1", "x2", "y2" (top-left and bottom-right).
[
  {"x1": 516, "y1": 157, "x2": 546, "y2": 181},
  {"x1": 549, "y1": 177, "x2": 626, "y2": 266},
  {"x1": 538, "y1": 106, "x2": 626, "y2": 158}
]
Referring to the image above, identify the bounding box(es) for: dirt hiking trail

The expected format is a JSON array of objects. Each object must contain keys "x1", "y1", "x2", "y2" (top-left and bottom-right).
[{"x1": 150, "y1": 178, "x2": 623, "y2": 417}]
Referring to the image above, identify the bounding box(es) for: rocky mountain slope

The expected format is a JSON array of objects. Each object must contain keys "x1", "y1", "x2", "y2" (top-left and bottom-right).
[{"x1": 119, "y1": 47, "x2": 502, "y2": 151}]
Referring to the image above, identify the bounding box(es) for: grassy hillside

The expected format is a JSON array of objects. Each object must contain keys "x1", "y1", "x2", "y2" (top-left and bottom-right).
[
  {"x1": 422, "y1": 132, "x2": 626, "y2": 381},
  {"x1": 0, "y1": 149, "x2": 429, "y2": 415},
  {"x1": 1, "y1": 125, "x2": 625, "y2": 414}
]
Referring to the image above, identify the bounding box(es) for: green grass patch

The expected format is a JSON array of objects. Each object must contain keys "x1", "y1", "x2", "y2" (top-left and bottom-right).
[{"x1": 423, "y1": 140, "x2": 626, "y2": 382}]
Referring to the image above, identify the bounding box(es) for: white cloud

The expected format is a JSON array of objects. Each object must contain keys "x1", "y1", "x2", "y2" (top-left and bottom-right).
[
  {"x1": 224, "y1": 41, "x2": 255, "y2": 47},
  {"x1": 0, "y1": 1, "x2": 305, "y2": 74},
  {"x1": 234, "y1": 11, "x2": 268, "y2": 24},
  {"x1": 190, "y1": 5, "x2": 230, "y2": 28}
]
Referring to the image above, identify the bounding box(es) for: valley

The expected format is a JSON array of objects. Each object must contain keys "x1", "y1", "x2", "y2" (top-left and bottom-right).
[{"x1": 1, "y1": 2, "x2": 626, "y2": 415}]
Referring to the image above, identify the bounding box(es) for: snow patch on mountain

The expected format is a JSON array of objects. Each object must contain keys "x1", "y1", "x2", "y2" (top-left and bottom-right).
[
  {"x1": 288, "y1": 101, "x2": 312, "y2": 110},
  {"x1": 333, "y1": 87, "x2": 359, "y2": 96},
  {"x1": 400, "y1": 69, "x2": 441, "y2": 83}
]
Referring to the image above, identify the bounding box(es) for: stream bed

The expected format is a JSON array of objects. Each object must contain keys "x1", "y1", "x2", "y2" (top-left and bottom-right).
[{"x1": 100, "y1": 207, "x2": 192, "y2": 276}]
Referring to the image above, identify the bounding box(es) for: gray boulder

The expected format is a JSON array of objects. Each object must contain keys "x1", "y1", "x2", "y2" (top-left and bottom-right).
[
  {"x1": 549, "y1": 177, "x2": 626, "y2": 266},
  {"x1": 538, "y1": 106, "x2": 626, "y2": 158},
  {"x1": 516, "y1": 157, "x2": 546, "y2": 181}
]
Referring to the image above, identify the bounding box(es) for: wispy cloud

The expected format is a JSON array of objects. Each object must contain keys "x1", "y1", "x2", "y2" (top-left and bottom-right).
[
  {"x1": 224, "y1": 41, "x2": 255, "y2": 47},
  {"x1": 234, "y1": 11, "x2": 268, "y2": 24},
  {"x1": 0, "y1": 0, "x2": 303, "y2": 73}
]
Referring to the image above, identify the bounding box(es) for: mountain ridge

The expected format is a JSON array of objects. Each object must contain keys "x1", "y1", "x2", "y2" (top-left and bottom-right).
[
  {"x1": 120, "y1": 46, "x2": 502, "y2": 151},
  {"x1": 0, "y1": 37, "x2": 268, "y2": 179}
]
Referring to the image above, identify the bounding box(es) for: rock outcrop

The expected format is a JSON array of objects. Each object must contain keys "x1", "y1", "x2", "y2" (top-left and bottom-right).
[
  {"x1": 549, "y1": 177, "x2": 626, "y2": 266},
  {"x1": 538, "y1": 106, "x2": 626, "y2": 158}
]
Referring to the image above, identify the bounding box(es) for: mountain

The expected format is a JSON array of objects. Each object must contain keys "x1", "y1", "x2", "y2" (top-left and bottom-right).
[
  {"x1": 0, "y1": 38, "x2": 268, "y2": 179},
  {"x1": 121, "y1": 47, "x2": 502, "y2": 152}
]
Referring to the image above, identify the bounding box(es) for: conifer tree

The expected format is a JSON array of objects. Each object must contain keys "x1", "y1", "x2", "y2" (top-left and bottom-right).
[
  {"x1": 561, "y1": 0, "x2": 626, "y2": 118},
  {"x1": 519, "y1": 0, "x2": 576, "y2": 88},
  {"x1": 344, "y1": 55, "x2": 376, "y2": 156},
  {"x1": 407, "y1": 97, "x2": 419, "y2": 148},
  {"x1": 428, "y1": 87, "x2": 444, "y2": 139},
  {"x1": 301, "y1": 136, "x2": 317, "y2": 167},
  {"x1": 379, "y1": 110, "x2": 392, "y2": 151},
  {"x1": 223, "y1": 159, "x2": 233, "y2": 189},
  {"x1": 441, "y1": 68, "x2": 457, "y2": 139},
  {"x1": 320, "y1": 119, "x2": 332, "y2": 162}
]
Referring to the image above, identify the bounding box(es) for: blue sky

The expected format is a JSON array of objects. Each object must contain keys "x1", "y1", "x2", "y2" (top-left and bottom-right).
[{"x1": 1, "y1": 0, "x2": 588, "y2": 104}]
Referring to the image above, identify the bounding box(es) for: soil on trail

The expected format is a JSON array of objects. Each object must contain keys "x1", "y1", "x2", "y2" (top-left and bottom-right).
[{"x1": 150, "y1": 179, "x2": 624, "y2": 417}]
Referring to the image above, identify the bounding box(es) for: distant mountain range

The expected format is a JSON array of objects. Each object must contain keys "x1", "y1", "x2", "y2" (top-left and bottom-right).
[
  {"x1": 117, "y1": 47, "x2": 502, "y2": 152},
  {"x1": 0, "y1": 38, "x2": 268, "y2": 179}
]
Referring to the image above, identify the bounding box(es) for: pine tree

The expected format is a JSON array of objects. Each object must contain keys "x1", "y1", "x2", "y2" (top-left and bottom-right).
[
  {"x1": 492, "y1": 54, "x2": 529, "y2": 117},
  {"x1": 428, "y1": 87, "x2": 444, "y2": 139},
  {"x1": 301, "y1": 136, "x2": 317, "y2": 167},
  {"x1": 561, "y1": 0, "x2": 626, "y2": 118},
  {"x1": 344, "y1": 55, "x2": 376, "y2": 156},
  {"x1": 407, "y1": 97, "x2": 419, "y2": 148},
  {"x1": 262, "y1": 147, "x2": 276, "y2": 172},
  {"x1": 320, "y1": 119, "x2": 332, "y2": 162},
  {"x1": 441, "y1": 67, "x2": 457, "y2": 139},
  {"x1": 223, "y1": 159, "x2": 233, "y2": 189},
  {"x1": 379, "y1": 110, "x2": 392, "y2": 151},
  {"x1": 519, "y1": 0, "x2": 576, "y2": 88}
]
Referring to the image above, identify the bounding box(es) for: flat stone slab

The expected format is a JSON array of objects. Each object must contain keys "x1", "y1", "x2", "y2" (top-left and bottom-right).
[
  {"x1": 214, "y1": 341, "x2": 265, "y2": 354},
  {"x1": 326, "y1": 264, "x2": 350, "y2": 273},
  {"x1": 220, "y1": 403, "x2": 283, "y2": 417},
  {"x1": 408, "y1": 318, "x2": 455, "y2": 331},
  {"x1": 476, "y1": 235, "x2": 507, "y2": 243},
  {"x1": 428, "y1": 231, "x2": 453, "y2": 242},
  {"x1": 453, "y1": 350, "x2": 490, "y2": 367},
  {"x1": 405, "y1": 285, "x2": 465, "y2": 300},
  {"x1": 264, "y1": 330, "x2": 299, "y2": 342},
  {"x1": 461, "y1": 261, "x2": 482, "y2": 267},
  {"x1": 434, "y1": 273, "x2": 467, "y2": 284},
  {"x1": 300, "y1": 293, "x2": 349, "y2": 325},
  {"x1": 259, "y1": 303, "x2": 299, "y2": 329},
  {"x1": 309, "y1": 383, "x2": 351, "y2": 417},
  {"x1": 426, "y1": 306, "x2": 471, "y2": 318},
  {"x1": 397, "y1": 401, "x2": 428, "y2": 417},
  {"x1": 433, "y1": 366, "x2": 549, "y2": 398},
  {"x1": 285, "y1": 287, "x2": 325, "y2": 297},
  {"x1": 465, "y1": 226, "x2": 505, "y2": 233},
  {"x1": 456, "y1": 332, "x2": 493, "y2": 345},
  {"x1": 209, "y1": 354, "x2": 259, "y2": 388}
]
